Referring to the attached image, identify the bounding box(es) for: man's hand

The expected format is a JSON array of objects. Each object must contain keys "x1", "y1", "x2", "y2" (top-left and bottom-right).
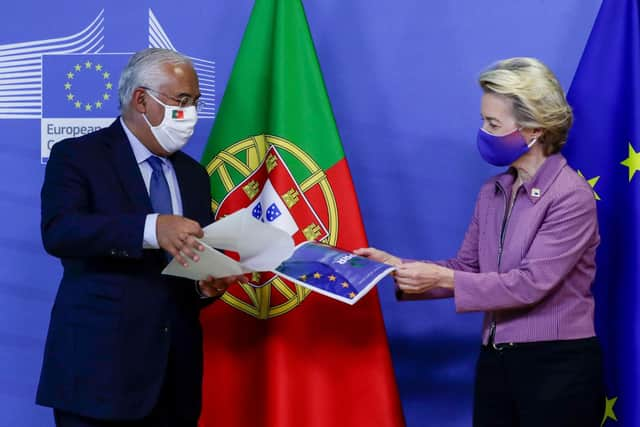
[
  {"x1": 156, "y1": 215, "x2": 205, "y2": 267},
  {"x1": 197, "y1": 275, "x2": 245, "y2": 298}
]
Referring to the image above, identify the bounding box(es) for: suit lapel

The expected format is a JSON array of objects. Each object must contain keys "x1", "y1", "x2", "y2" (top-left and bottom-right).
[{"x1": 104, "y1": 119, "x2": 153, "y2": 213}]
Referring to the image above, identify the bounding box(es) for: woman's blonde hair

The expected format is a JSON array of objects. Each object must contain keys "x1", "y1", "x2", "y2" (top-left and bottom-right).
[{"x1": 478, "y1": 57, "x2": 573, "y2": 155}]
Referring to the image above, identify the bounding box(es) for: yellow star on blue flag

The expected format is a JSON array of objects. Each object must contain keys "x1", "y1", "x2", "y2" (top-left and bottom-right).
[
  {"x1": 601, "y1": 396, "x2": 618, "y2": 426},
  {"x1": 620, "y1": 142, "x2": 640, "y2": 182}
]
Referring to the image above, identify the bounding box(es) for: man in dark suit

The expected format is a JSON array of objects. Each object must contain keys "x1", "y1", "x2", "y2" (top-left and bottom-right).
[{"x1": 36, "y1": 48, "x2": 239, "y2": 427}]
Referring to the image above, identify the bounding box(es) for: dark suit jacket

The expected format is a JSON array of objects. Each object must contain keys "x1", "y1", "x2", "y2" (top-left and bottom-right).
[{"x1": 36, "y1": 119, "x2": 214, "y2": 421}]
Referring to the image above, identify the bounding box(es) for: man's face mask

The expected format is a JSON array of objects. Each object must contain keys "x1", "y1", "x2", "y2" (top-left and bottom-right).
[{"x1": 142, "y1": 90, "x2": 198, "y2": 154}]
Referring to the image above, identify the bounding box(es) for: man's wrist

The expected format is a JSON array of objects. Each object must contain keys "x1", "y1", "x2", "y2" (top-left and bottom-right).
[
  {"x1": 143, "y1": 214, "x2": 160, "y2": 249},
  {"x1": 194, "y1": 281, "x2": 213, "y2": 299}
]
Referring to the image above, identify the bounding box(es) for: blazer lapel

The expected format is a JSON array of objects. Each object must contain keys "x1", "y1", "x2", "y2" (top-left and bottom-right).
[{"x1": 104, "y1": 119, "x2": 153, "y2": 213}]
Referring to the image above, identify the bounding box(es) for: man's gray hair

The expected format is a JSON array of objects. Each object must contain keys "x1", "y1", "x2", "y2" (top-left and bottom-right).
[{"x1": 118, "y1": 48, "x2": 193, "y2": 112}]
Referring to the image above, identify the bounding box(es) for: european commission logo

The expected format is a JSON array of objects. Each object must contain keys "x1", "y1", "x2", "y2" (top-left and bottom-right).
[
  {"x1": 0, "y1": 9, "x2": 216, "y2": 163},
  {"x1": 41, "y1": 53, "x2": 129, "y2": 162}
]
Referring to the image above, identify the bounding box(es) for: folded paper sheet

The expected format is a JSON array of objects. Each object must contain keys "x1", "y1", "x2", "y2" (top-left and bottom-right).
[
  {"x1": 162, "y1": 208, "x2": 395, "y2": 304},
  {"x1": 162, "y1": 208, "x2": 295, "y2": 280}
]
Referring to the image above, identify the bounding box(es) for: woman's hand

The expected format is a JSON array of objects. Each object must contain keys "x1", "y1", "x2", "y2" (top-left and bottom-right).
[
  {"x1": 353, "y1": 247, "x2": 402, "y2": 266},
  {"x1": 394, "y1": 262, "x2": 454, "y2": 294}
]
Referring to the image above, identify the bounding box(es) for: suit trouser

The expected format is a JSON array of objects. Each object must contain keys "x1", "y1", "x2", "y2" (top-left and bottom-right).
[
  {"x1": 473, "y1": 337, "x2": 605, "y2": 427},
  {"x1": 53, "y1": 347, "x2": 198, "y2": 427}
]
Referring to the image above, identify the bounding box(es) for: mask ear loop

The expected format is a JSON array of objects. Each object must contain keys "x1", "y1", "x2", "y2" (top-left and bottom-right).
[{"x1": 517, "y1": 127, "x2": 538, "y2": 148}]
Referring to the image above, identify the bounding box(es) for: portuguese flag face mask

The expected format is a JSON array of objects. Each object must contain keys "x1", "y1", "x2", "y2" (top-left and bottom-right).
[{"x1": 142, "y1": 89, "x2": 197, "y2": 154}]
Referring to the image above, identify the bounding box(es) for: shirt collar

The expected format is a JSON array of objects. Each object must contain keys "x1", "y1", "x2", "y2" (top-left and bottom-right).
[{"x1": 119, "y1": 117, "x2": 157, "y2": 166}]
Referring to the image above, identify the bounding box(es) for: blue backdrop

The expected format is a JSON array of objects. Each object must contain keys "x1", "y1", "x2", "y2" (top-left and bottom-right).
[{"x1": 0, "y1": 1, "x2": 602, "y2": 426}]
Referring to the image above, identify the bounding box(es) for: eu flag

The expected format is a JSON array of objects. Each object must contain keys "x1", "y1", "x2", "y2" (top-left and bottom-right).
[
  {"x1": 40, "y1": 53, "x2": 130, "y2": 163},
  {"x1": 564, "y1": 0, "x2": 640, "y2": 425},
  {"x1": 42, "y1": 53, "x2": 130, "y2": 118}
]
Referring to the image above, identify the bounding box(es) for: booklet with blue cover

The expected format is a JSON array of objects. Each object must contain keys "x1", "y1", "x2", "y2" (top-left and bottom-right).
[{"x1": 273, "y1": 241, "x2": 396, "y2": 305}]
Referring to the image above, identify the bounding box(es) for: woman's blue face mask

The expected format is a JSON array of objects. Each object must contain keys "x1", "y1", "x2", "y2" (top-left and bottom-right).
[{"x1": 476, "y1": 127, "x2": 537, "y2": 167}]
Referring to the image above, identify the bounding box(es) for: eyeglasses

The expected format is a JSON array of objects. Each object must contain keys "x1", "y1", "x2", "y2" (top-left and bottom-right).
[{"x1": 141, "y1": 86, "x2": 206, "y2": 112}]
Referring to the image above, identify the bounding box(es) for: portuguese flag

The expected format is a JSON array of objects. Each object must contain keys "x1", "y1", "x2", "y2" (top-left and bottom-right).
[{"x1": 199, "y1": 0, "x2": 405, "y2": 425}]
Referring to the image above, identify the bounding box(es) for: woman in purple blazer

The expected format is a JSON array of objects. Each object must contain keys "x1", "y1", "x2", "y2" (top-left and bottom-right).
[{"x1": 357, "y1": 57, "x2": 605, "y2": 427}]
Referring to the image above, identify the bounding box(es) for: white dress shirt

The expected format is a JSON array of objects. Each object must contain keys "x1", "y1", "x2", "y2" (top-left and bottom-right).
[{"x1": 120, "y1": 118, "x2": 183, "y2": 249}]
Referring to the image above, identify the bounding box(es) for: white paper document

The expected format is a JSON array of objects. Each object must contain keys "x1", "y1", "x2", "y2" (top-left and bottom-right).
[{"x1": 161, "y1": 208, "x2": 295, "y2": 281}]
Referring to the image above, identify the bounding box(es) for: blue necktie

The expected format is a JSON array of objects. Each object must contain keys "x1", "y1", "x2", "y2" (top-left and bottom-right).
[{"x1": 147, "y1": 156, "x2": 173, "y2": 215}]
